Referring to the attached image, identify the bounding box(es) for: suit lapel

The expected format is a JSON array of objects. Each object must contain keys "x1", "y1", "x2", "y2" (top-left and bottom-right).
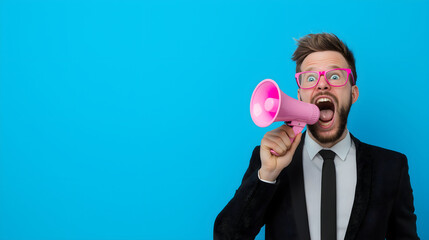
[
  {"x1": 344, "y1": 135, "x2": 372, "y2": 240},
  {"x1": 285, "y1": 134, "x2": 311, "y2": 240}
]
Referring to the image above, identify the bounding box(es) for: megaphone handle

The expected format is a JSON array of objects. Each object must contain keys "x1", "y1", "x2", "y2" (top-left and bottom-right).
[{"x1": 269, "y1": 121, "x2": 305, "y2": 156}]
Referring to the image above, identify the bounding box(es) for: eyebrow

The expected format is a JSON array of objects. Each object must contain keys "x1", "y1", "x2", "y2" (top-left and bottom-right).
[{"x1": 304, "y1": 65, "x2": 343, "y2": 71}]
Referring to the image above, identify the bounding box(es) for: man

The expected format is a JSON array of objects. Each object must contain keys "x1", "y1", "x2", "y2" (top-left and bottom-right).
[{"x1": 214, "y1": 33, "x2": 419, "y2": 240}]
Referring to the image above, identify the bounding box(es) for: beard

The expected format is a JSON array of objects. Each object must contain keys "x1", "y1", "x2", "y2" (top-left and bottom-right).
[{"x1": 307, "y1": 93, "x2": 352, "y2": 144}]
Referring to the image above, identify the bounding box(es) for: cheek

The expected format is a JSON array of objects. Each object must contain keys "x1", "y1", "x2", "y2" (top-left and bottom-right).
[
  {"x1": 338, "y1": 93, "x2": 353, "y2": 108},
  {"x1": 298, "y1": 92, "x2": 312, "y2": 103}
]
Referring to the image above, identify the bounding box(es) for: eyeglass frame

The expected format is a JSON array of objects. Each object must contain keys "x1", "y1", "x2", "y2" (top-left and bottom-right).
[{"x1": 295, "y1": 68, "x2": 355, "y2": 89}]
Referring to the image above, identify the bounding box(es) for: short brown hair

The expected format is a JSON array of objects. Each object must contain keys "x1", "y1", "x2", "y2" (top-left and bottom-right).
[{"x1": 291, "y1": 33, "x2": 357, "y2": 84}]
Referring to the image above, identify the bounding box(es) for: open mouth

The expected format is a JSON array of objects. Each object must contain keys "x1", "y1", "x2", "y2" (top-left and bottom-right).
[{"x1": 315, "y1": 97, "x2": 335, "y2": 127}]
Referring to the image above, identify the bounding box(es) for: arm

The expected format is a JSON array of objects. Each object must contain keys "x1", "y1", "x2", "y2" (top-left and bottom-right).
[
  {"x1": 214, "y1": 146, "x2": 279, "y2": 240},
  {"x1": 214, "y1": 126, "x2": 301, "y2": 240},
  {"x1": 386, "y1": 154, "x2": 419, "y2": 239}
]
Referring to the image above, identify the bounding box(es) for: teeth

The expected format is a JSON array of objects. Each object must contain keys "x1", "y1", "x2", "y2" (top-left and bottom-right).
[
  {"x1": 316, "y1": 98, "x2": 331, "y2": 104},
  {"x1": 319, "y1": 121, "x2": 331, "y2": 126}
]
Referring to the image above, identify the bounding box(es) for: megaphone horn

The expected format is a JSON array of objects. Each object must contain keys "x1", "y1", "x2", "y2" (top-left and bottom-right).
[{"x1": 250, "y1": 79, "x2": 320, "y2": 143}]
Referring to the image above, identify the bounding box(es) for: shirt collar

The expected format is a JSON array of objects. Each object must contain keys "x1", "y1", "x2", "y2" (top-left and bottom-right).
[{"x1": 304, "y1": 129, "x2": 352, "y2": 161}]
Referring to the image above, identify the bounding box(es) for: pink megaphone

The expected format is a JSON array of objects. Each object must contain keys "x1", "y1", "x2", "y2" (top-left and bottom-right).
[{"x1": 250, "y1": 79, "x2": 320, "y2": 154}]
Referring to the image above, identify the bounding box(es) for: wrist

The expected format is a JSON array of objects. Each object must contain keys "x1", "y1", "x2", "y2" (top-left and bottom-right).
[{"x1": 258, "y1": 168, "x2": 280, "y2": 182}]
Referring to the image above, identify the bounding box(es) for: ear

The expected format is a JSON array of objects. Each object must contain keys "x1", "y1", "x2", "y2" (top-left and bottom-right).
[
  {"x1": 351, "y1": 85, "x2": 359, "y2": 104},
  {"x1": 297, "y1": 89, "x2": 302, "y2": 101}
]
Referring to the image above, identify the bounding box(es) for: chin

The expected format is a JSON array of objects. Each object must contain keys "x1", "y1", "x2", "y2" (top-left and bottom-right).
[
  {"x1": 308, "y1": 105, "x2": 350, "y2": 145},
  {"x1": 309, "y1": 125, "x2": 344, "y2": 144}
]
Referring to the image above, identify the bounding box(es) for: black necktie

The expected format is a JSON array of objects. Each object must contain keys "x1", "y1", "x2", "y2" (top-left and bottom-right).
[{"x1": 319, "y1": 149, "x2": 337, "y2": 240}]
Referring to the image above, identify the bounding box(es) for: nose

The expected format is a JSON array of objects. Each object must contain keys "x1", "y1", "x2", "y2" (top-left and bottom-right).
[{"x1": 317, "y1": 74, "x2": 330, "y2": 90}]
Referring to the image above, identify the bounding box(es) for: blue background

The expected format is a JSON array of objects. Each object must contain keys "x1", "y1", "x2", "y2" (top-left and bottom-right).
[{"x1": 1, "y1": 0, "x2": 428, "y2": 239}]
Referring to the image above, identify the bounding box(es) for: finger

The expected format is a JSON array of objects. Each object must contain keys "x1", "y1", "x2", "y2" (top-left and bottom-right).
[
  {"x1": 261, "y1": 137, "x2": 287, "y2": 156},
  {"x1": 277, "y1": 128, "x2": 292, "y2": 149},
  {"x1": 281, "y1": 124, "x2": 295, "y2": 138},
  {"x1": 264, "y1": 133, "x2": 288, "y2": 150},
  {"x1": 267, "y1": 127, "x2": 293, "y2": 150},
  {"x1": 288, "y1": 132, "x2": 302, "y2": 154},
  {"x1": 274, "y1": 124, "x2": 295, "y2": 139}
]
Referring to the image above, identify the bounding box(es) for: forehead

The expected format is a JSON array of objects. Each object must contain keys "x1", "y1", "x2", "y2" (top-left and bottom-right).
[{"x1": 301, "y1": 51, "x2": 348, "y2": 71}]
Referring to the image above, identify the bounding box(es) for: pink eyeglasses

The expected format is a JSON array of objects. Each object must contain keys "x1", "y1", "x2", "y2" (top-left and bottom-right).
[{"x1": 295, "y1": 68, "x2": 355, "y2": 89}]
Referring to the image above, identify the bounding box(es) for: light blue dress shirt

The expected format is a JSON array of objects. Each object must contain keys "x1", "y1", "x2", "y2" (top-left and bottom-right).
[{"x1": 303, "y1": 130, "x2": 357, "y2": 240}]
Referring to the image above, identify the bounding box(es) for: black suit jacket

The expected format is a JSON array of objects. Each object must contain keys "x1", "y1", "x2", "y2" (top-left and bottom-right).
[{"x1": 214, "y1": 134, "x2": 419, "y2": 240}]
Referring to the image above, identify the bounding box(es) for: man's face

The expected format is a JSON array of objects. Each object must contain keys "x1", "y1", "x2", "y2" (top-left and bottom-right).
[{"x1": 297, "y1": 51, "x2": 359, "y2": 146}]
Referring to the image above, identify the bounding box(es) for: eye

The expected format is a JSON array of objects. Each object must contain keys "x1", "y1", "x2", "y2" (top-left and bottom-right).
[
  {"x1": 307, "y1": 76, "x2": 317, "y2": 82},
  {"x1": 330, "y1": 74, "x2": 340, "y2": 80}
]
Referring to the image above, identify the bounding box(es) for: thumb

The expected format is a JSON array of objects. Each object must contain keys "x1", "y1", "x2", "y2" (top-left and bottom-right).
[{"x1": 288, "y1": 132, "x2": 302, "y2": 154}]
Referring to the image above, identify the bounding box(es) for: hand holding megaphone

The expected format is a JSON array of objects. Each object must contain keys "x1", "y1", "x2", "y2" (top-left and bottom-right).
[
  {"x1": 250, "y1": 79, "x2": 320, "y2": 156},
  {"x1": 259, "y1": 125, "x2": 303, "y2": 181}
]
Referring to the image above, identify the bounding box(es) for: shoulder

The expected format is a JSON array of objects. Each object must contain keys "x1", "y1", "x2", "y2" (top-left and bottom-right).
[
  {"x1": 359, "y1": 141, "x2": 406, "y2": 159},
  {"x1": 352, "y1": 134, "x2": 406, "y2": 158},
  {"x1": 352, "y1": 135, "x2": 408, "y2": 172}
]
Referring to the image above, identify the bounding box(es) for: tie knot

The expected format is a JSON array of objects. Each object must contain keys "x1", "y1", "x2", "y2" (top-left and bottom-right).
[{"x1": 319, "y1": 150, "x2": 336, "y2": 161}]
